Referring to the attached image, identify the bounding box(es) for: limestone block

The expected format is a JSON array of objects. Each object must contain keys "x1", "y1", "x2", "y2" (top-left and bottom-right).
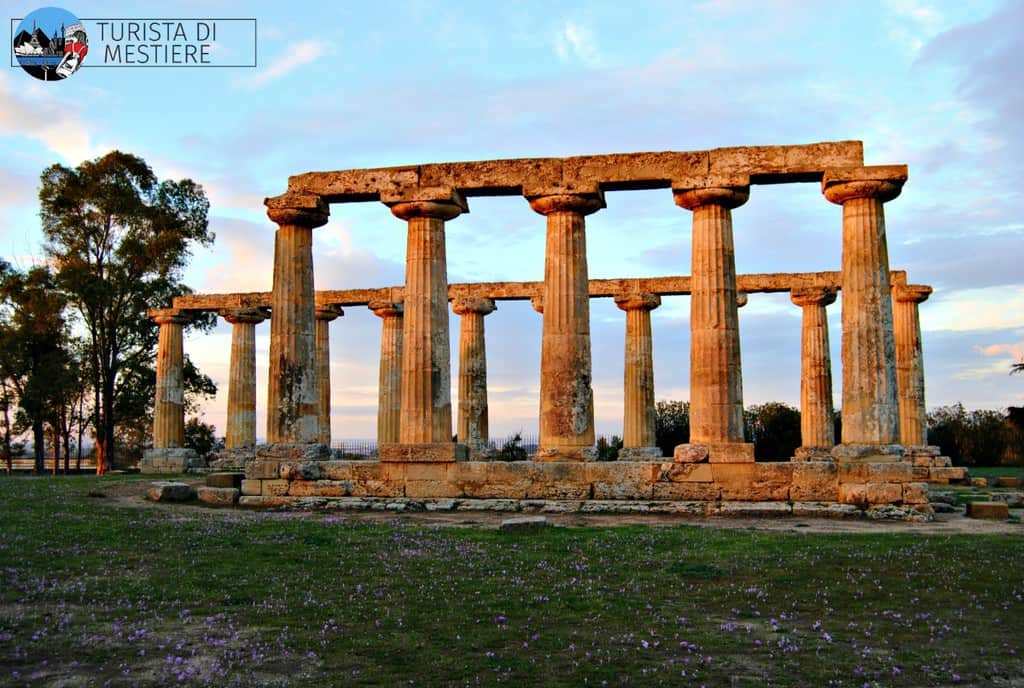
[
  {"x1": 255, "y1": 443, "x2": 331, "y2": 461},
  {"x1": 585, "y1": 462, "x2": 659, "y2": 485},
  {"x1": 706, "y1": 443, "x2": 756, "y2": 463},
  {"x1": 838, "y1": 462, "x2": 912, "y2": 484},
  {"x1": 831, "y1": 444, "x2": 904, "y2": 462},
  {"x1": 525, "y1": 479, "x2": 590, "y2": 500},
  {"x1": 789, "y1": 462, "x2": 838, "y2": 502},
  {"x1": 197, "y1": 486, "x2": 240, "y2": 507},
  {"x1": 652, "y1": 482, "x2": 720, "y2": 501},
  {"x1": 912, "y1": 466, "x2": 931, "y2": 480},
  {"x1": 240, "y1": 479, "x2": 262, "y2": 496},
  {"x1": 262, "y1": 479, "x2": 290, "y2": 496},
  {"x1": 929, "y1": 466, "x2": 967, "y2": 481},
  {"x1": 319, "y1": 461, "x2": 354, "y2": 481},
  {"x1": 499, "y1": 516, "x2": 550, "y2": 533},
  {"x1": 280, "y1": 462, "x2": 321, "y2": 481},
  {"x1": 935, "y1": 456, "x2": 953, "y2": 468},
  {"x1": 970, "y1": 477, "x2": 988, "y2": 487},
  {"x1": 405, "y1": 480, "x2": 463, "y2": 498},
  {"x1": 793, "y1": 447, "x2": 834, "y2": 461},
  {"x1": 404, "y1": 463, "x2": 452, "y2": 482},
  {"x1": 593, "y1": 481, "x2": 652, "y2": 500},
  {"x1": 901, "y1": 482, "x2": 929, "y2": 505},
  {"x1": 246, "y1": 460, "x2": 283, "y2": 480},
  {"x1": 455, "y1": 499, "x2": 521, "y2": 512},
  {"x1": 659, "y1": 463, "x2": 714, "y2": 483},
  {"x1": 425, "y1": 499, "x2": 458, "y2": 511},
  {"x1": 673, "y1": 444, "x2": 709, "y2": 463},
  {"x1": 289, "y1": 480, "x2": 347, "y2": 497},
  {"x1": 348, "y1": 480, "x2": 404, "y2": 498},
  {"x1": 618, "y1": 447, "x2": 664, "y2": 461},
  {"x1": 966, "y1": 502, "x2": 1009, "y2": 520},
  {"x1": 865, "y1": 482, "x2": 903, "y2": 505},
  {"x1": 206, "y1": 472, "x2": 243, "y2": 489},
  {"x1": 238, "y1": 495, "x2": 292, "y2": 508},
  {"x1": 379, "y1": 443, "x2": 468, "y2": 462},
  {"x1": 712, "y1": 463, "x2": 793, "y2": 501},
  {"x1": 146, "y1": 481, "x2": 194, "y2": 502},
  {"x1": 716, "y1": 502, "x2": 792, "y2": 517},
  {"x1": 839, "y1": 483, "x2": 867, "y2": 506},
  {"x1": 996, "y1": 476, "x2": 1023, "y2": 488},
  {"x1": 791, "y1": 502, "x2": 862, "y2": 518}
]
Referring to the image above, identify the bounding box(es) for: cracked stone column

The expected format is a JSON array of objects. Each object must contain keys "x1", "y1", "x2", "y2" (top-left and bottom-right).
[
  {"x1": 527, "y1": 188, "x2": 605, "y2": 461},
  {"x1": 892, "y1": 284, "x2": 933, "y2": 449},
  {"x1": 672, "y1": 178, "x2": 754, "y2": 462},
  {"x1": 823, "y1": 165, "x2": 908, "y2": 460},
  {"x1": 615, "y1": 293, "x2": 662, "y2": 460},
  {"x1": 790, "y1": 287, "x2": 837, "y2": 460},
  {"x1": 262, "y1": 193, "x2": 330, "y2": 457},
  {"x1": 222, "y1": 308, "x2": 267, "y2": 452},
  {"x1": 452, "y1": 297, "x2": 497, "y2": 459},
  {"x1": 380, "y1": 188, "x2": 468, "y2": 462},
  {"x1": 315, "y1": 306, "x2": 343, "y2": 447},
  {"x1": 141, "y1": 310, "x2": 196, "y2": 473},
  {"x1": 369, "y1": 300, "x2": 403, "y2": 446}
]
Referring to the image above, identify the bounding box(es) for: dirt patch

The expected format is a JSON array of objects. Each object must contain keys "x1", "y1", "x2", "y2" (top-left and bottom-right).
[{"x1": 92, "y1": 478, "x2": 1024, "y2": 535}]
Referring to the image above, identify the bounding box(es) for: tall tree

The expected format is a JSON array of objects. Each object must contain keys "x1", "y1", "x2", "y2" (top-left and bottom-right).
[{"x1": 39, "y1": 151, "x2": 214, "y2": 473}]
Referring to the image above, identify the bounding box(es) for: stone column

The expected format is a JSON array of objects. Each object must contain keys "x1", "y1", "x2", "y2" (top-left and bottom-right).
[
  {"x1": 262, "y1": 193, "x2": 330, "y2": 458},
  {"x1": 615, "y1": 293, "x2": 662, "y2": 460},
  {"x1": 452, "y1": 297, "x2": 497, "y2": 458},
  {"x1": 527, "y1": 189, "x2": 605, "y2": 461},
  {"x1": 315, "y1": 306, "x2": 343, "y2": 447},
  {"x1": 790, "y1": 287, "x2": 837, "y2": 460},
  {"x1": 673, "y1": 179, "x2": 754, "y2": 462},
  {"x1": 141, "y1": 310, "x2": 196, "y2": 473},
  {"x1": 380, "y1": 188, "x2": 468, "y2": 462},
  {"x1": 222, "y1": 308, "x2": 267, "y2": 452},
  {"x1": 530, "y1": 295, "x2": 544, "y2": 314},
  {"x1": 892, "y1": 284, "x2": 933, "y2": 449},
  {"x1": 823, "y1": 165, "x2": 908, "y2": 459},
  {"x1": 369, "y1": 300, "x2": 403, "y2": 446}
]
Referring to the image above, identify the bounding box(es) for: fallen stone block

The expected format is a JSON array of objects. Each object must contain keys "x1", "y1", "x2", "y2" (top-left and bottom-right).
[
  {"x1": 969, "y1": 477, "x2": 988, "y2": 487},
  {"x1": 966, "y1": 502, "x2": 1009, "y2": 520},
  {"x1": 146, "y1": 481, "x2": 194, "y2": 502},
  {"x1": 206, "y1": 472, "x2": 243, "y2": 489},
  {"x1": 996, "y1": 476, "x2": 1023, "y2": 488},
  {"x1": 500, "y1": 516, "x2": 549, "y2": 532},
  {"x1": 197, "y1": 486, "x2": 240, "y2": 507}
]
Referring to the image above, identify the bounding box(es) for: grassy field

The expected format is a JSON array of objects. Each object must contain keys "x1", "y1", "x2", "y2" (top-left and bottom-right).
[
  {"x1": 1, "y1": 476, "x2": 1023, "y2": 686},
  {"x1": 962, "y1": 465, "x2": 1024, "y2": 480}
]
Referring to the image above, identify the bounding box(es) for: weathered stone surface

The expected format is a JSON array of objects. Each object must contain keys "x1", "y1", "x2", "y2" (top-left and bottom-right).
[
  {"x1": 452, "y1": 297, "x2": 496, "y2": 458},
  {"x1": 659, "y1": 462, "x2": 714, "y2": 483},
  {"x1": 673, "y1": 444, "x2": 709, "y2": 463},
  {"x1": 839, "y1": 482, "x2": 868, "y2": 506},
  {"x1": 206, "y1": 472, "x2": 244, "y2": 489},
  {"x1": 791, "y1": 502, "x2": 862, "y2": 518},
  {"x1": 651, "y1": 480, "x2": 722, "y2": 501},
  {"x1": 716, "y1": 501, "x2": 792, "y2": 517},
  {"x1": 379, "y1": 443, "x2": 468, "y2": 462},
  {"x1": 140, "y1": 448, "x2": 196, "y2": 474},
  {"x1": 151, "y1": 312, "x2": 190, "y2": 450},
  {"x1": 928, "y1": 466, "x2": 967, "y2": 482},
  {"x1": 865, "y1": 504, "x2": 933, "y2": 522},
  {"x1": 615, "y1": 293, "x2": 661, "y2": 451},
  {"x1": 793, "y1": 446, "x2": 834, "y2": 461},
  {"x1": 240, "y1": 479, "x2": 262, "y2": 496},
  {"x1": 713, "y1": 463, "x2": 792, "y2": 501},
  {"x1": 315, "y1": 306, "x2": 342, "y2": 446},
  {"x1": 369, "y1": 300, "x2": 404, "y2": 445},
  {"x1": 996, "y1": 476, "x2": 1023, "y2": 488},
  {"x1": 289, "y1": 480, "x2": 347, "y2": 497},
  {"x1": 901, "y1": 482, "x2": 929, "y2": 505},
  {"x1": 892, "y1": 285, "x2": 932, "y2": 446},
  {"x1": 146, "y1": 481, "x2": 194, "y2": 502},
  {"x1": 255, "y1": 443, "x2": 331, "y2": 461},
  {"x1": 279, "y1": 461, "x2": 321, "y2": 481},
  {"x1": 221, "y1": 309, "x2": 265, "y2": 450},
  {"x1": 791, "y1": 287, "x2": 837, "y2": 450},
  {"x1": 831, "y1": 444, "x2": 904, "y2": 461},
  {"x1": 197, "y1": 486, "x2": 240, "y2": 507},
  {"x1": 970, "y1": 477, "x2": 988, "y2": 487},
  {"x1": 790, "y1": 462, "x2": 838, "y2": 502},
  {"x1": 618, "y1": 447, "x2": 664, "y2": 460},
  {"x1": 838, "y1": 461, "x2": 913, "y2": 484},
  {"x1": 865, "y1": 482, "x2": 902, "y2": 505},
  {"x1": 499, "y1": 516, "x2": 549, "y2": 532},
  {"x1": 238, "y1": 495, "x2": 292, "y2": 508},
  {"x1": 966, "y1": 501, "x2": 1010, "y2": 519}
]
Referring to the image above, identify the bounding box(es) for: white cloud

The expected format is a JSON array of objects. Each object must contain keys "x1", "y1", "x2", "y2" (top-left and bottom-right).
[
  {"x1": 922, "y1": 287, "x2": 1024, "y2": 332},
  {"x1": 554, "y1": 20, "x2": 601, "y2": 67},
  {"x1": 0, "y1": 72, "x2": 104, "y2": 163},
  {"x1": 239, "y1": 39, "x2": 330, "y2": 88}
]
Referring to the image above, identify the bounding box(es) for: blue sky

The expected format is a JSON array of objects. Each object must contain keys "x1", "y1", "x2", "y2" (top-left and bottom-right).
[{"x1": 2, "y1": 0, "x2": 1022, "y2": 441}]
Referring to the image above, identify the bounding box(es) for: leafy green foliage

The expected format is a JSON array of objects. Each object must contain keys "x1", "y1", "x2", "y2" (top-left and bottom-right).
[
  {"x1": 744, "y1": 402, "x2": 802, "y2": 460},
  {"x1": 654, "y1": 400, "x2": 689, "y2": 456},
  {"x1": 184, "y1": 416, "x2": 219, "y2": 457},
  {"x1": 927, "y1": 403, "x2": 1024, "y2": 466}
]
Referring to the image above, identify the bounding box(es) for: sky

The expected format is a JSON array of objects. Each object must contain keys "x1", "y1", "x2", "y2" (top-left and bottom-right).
[{"x1": 2, "y1": 0, "x2": 1022, "y2": 442}]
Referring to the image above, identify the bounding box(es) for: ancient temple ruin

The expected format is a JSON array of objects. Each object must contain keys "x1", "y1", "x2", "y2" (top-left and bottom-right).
[{"x1": 141, "y1": 141, "x2": 962, "y2": 516}]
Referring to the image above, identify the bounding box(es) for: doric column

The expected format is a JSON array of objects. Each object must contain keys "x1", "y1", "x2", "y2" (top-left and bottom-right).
[
  {"x1": 221, "y1": 308, "x2": 266, "y2": 451},
  {"x1": 823, "y1": 165, "x2": 908, "y2": 459},
  {"x1": 152, "y1": 311, "x2": 190, "y2": 449},
  {"x1": 672, "y1": 178, "x2": 754, "y2": 462},
  {"x1": 452, "y1": 297, "x2": 497, "y2": 458},
  {"x1": 315, "y1": 306, "x2": 343, "y2": 447},
  {"x1": 614, "y1": 293, "x2": 662, "y2": 460},
  {"x1": 892, "y1": 284, "x2": 933, "y2": 448},
  {"x1": 527, "y1": 189, "x2": 605, "y2": 461},
  {"x1": 380, "y1": 188, "x2": 467, "y2": 462},
  {"x1": 263, "y1": 193, "x2": 329, "y2": 451},
  {"x1": 790, "y1": 287, "x2": 837, "y2": 459},
  {"x1": 369, "y1": 300, "x2": 403, "y2": 446}
]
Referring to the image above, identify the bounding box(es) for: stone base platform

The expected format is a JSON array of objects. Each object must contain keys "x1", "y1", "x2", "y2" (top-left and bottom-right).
[
  {"x1": 904, "y1": 447, "x2": 968, "y2": 485},
  {"x1": 140, "y1": 448, "x2": 197, "y2": 474},
  {"x1": 379, "y1": 442, "x2": 468, "y2": 462},
  {"x1": 241, "y1": 458, "x2": 930, "y2": 513}
]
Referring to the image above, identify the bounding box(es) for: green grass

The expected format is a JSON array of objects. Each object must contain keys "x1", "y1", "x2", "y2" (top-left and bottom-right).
[
  {"x1": 962, "y1": 465, "x2": 1024, "y2": 479},
  {"x1": 1, "y1": 476, "x2": 1023, "y2": 686}
]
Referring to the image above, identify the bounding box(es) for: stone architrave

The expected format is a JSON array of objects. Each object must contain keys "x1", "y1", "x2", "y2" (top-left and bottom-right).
[
  {"x1": 315, "y1": 306, "x2": 343, "y2": 447},
  {"x1": 262, "y1": 193, "x2": 330, "y2": 456},
  {"x1": 369, "y1": 300, "x2": 403, "y2": 446},
  {"x1": 527, "y1": 188, "x2": 605, "y2": 461},
  {"x1": 892, "y1": 284, "x2": 933, "y2": 448},
  {"x1": 452, "y1": 297, "x2": 497, "y2": 458},
  {"x1": 530, "y1": 295, "x2": 544, "y2": 314},
  {"x1": 221, "y1": 308, "x2": 267, "y2": 452},
  {"x1": 823, "y1": 165, "x2": 908, "y2": 459},
  {"x1": 790, "y1": 287, "x2": 837, "y2": 460},
  {"x1": 672, "y1": 178, "x2": 754, "y2": 463},
  {"x1": 141, "y1": 310, "x2": 196, "y2": 473},
  {"x1": 380, "y1": 188, "x2": 468, "y2": 462},
  {"x1": 614, "y1": 293, "x2": 662, "y2": 460}
]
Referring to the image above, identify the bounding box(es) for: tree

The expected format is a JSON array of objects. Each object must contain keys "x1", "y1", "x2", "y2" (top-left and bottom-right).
[
  {"x1": 744, "y1": 402, "x2": 802, "y2": 460},
  {"x1": 40, "y1": 151, "x2": 214, "y2": 473},
  {"x1": 0, "y1": 264, "x2": 76, "y2": 473},
  {"x1": 184, "y1": 416, "x2": 218, "y2": 458},
  {"x1": 654, "y1": 400, "x2": 690, "y2": 456}
]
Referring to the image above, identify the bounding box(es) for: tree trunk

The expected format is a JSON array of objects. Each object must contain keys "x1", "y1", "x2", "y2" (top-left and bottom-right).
[
  {"x1": 51, "y1": 425, "x2": 59, "y2": 476},
  {"x1": 1, "y1": 381, "x2": 11, "y2": 474},
  {"x1": 33, "y1": 421, "x2": 45, "y2": 474}
]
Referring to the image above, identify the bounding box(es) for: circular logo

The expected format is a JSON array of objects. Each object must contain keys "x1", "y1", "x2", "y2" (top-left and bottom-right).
[{"x1": 13, "y1": 7, "x2": 88, "y2": 81}]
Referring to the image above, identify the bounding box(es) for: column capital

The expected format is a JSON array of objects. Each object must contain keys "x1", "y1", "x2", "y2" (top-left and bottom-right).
[
  {"x1": 790, "y1": 286, "x2": 837, "y2": 308},
  {"x1": 530, "y1": 295, "x2": 544, "y2": 314},
  {"x1": 736, "y1": 292, "x2": 749, "y2": 309},
  {"x1": 220, "y1": 308, "x2": 267, "y2": 325},
  {"x1": 672, "y1": 182, "x2": 750, "y2": 211},
  {"x1": 527, "y1": 189, "x2": 605, "y2": 217},
  {"x1": 265, "y1": 192, "x2": 329, "y2": 228},
  {"x1": 385, "y1": 187, "x2": 468, "y2": 221},
  {"x1": 451, "y1": 296, "x2": 496, "y2": 316},
  {"x1": 822, "y1": 165, "x2": 907, "y2": 205},
  {"x1": 150, "y1": 309, "x2": 191, "y2": 326},
  {"x1": 368, "y1": 300, "x2": 403, "y2": 318},
  {"x1": 614, "y1": 292, "x2": 661, "y2": 312},
  {"x1": 315, "y1": 305, "x2": 344, "y2": 322},
  {"x1": 893, "y1": 284, "x2": 933, "y2": 304}
]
